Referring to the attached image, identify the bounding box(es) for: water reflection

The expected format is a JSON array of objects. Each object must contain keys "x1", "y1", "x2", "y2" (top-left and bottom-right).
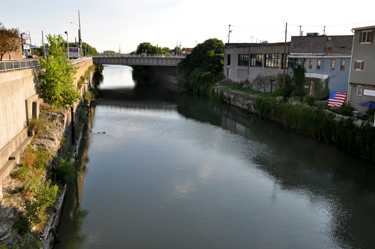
[{"x1": 56, "y1": 66, "x2": 375, "y2": 249}]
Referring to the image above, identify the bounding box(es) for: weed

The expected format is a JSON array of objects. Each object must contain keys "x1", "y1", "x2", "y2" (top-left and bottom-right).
[
  {"x1": 24, "y1": 180, "x2": 58, "y2": 230},
  {"x1": 53, "y1": 157, "x2": 76, "y2": 186},
  {"x1": 23, "y1": 150, "x2": 37, "y2": 167},
  {"x1": 28, "y1": 117, "x2": 48, "y2": 135}
]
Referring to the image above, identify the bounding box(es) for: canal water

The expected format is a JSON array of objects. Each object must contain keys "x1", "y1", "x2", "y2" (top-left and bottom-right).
[{"x1": 55, "y1": 65, "x2": 375, "y2": 249}]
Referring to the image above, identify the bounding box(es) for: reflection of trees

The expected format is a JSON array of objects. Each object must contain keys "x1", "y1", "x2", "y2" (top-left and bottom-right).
[
  {"x1": 55, "y1": 111, "x2": 94, "y2": 249},
  {"x1": 176, "y1": 92, "x2": 223, "y2": 127},
  {"x1": 214, "y1": 104, "x2": 375, "y2": 249},
  {"x1": 175, "y1": 88, "x2": 375, "y2": 249}
]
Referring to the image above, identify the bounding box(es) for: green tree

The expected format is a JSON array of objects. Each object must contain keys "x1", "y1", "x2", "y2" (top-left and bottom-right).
[
  {"x1": 176, "y1": 38, "x2": 224, "y2": 96},
  {"x1": 103, "y1": 50, "x2": 116, "y2": 54},
  {"x1": 0, "y1": 22, "x2": 22, "y2": 61},
  {"x1": 38, "y1": 34, "x2": 81, "y2": 109},
  {"x1": 162, "y1": 47, "x2": 171, "y2": 54},
  {"x1": 136, "y1": 42, "x2": 163, "y2": 55},
  {"x1": 289, "y1": 58, "x2": 306, "y2": 96}
]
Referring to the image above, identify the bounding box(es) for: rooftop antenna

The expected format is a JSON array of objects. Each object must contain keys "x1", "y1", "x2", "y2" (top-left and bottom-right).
[
  {"x1": 228, "y1": 24, "x2": 232, "y2": 43},
  {"x1": 298, "y1": 25, "x2": 303, "y2": 36}
]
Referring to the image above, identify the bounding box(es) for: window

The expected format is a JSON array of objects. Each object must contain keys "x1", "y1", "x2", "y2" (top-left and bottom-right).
[
  {"x1": 360, "y1": 30, "x2": 374, "y2": 43},
  {"x1": 308, "y1": 59, "x2": 313, "y2": 69},
  {"x1": 340, "y1": 59, "x2": 346, "y2": 71},
  {"x1": 354, "y1": 60, "x2": 364, "y2": 70},
  {"x1": 356, "y1": 85, "x2": 363, "y2": 96},
  {"x1": 265, "y1": 53, "x2": 280, "y2": 68},
  {"x1": 330, "y1": 59, "x2": 335, "y2": 70},
  {"x1": 250, "y1": 54, "x2": 263, "y2": 67},
  {"x1": 227, "y1": 54, "x2": 231, "y2": 65},
  {"x1": 238, "y1": 54, "x2": 249, "y2": 66},
  {"x1": 237, "y1": 69, "x2": 248, "y2": 79},
  {"x1": 316, "y1": 59, "x2": 321, "y2": 70}
]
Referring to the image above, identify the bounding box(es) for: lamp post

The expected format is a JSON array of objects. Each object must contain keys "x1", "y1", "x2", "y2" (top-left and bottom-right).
[{"x1": 65, "y1": 31, "x2": 69, "y2": 59}]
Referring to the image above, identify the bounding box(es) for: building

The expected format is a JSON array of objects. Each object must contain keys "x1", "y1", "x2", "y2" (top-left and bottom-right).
[
  {"x1": 347, "y1": 26, "x2": 375, "y2": 114},
  {"x1": 224, "y1": 42, "x2": 290, "y2": 90},
  {"x1": 289, "y1": 34, "x2": 353, "y2": 94}
]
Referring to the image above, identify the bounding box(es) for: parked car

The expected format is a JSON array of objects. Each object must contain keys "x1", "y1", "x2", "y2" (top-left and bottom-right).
[{"x1": 28, "y1": 54, "x2": 38, "y2": 58}]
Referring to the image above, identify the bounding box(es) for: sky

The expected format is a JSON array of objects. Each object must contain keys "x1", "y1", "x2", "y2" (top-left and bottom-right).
[{"x1": 2, "y1": 0, "x2": 375, "y2": 53}]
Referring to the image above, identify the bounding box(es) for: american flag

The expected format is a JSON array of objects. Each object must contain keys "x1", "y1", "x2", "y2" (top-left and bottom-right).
[{"x1": 328, "y1": 91, "x2": 347, "y2": 107}]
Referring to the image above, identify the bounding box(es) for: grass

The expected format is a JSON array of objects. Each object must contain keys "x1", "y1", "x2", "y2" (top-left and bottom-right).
[{"x1": 221, "y1": 83, "x2": 270, "y2": 97}]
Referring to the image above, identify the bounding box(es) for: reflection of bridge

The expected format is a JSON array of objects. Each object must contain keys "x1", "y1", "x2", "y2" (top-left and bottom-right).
[
  {"x1": 92, "y1": 54, "x2": 184, "y2": 67},
  {"x1": 95, "y1": 99, "x2": 176, "y2": 111}
]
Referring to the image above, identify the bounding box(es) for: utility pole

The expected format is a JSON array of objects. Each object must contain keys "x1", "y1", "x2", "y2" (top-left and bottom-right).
[
  {"x1": 228, "y1": 24, "x2": 232, "y2": 43},
  {"x1": 283, "y1": 22, "x2": 287, "y2": 86},
  {"x1": 78, "y1": 10, "x2": 82, "y2": 57},
  {"x1": 42, "y1": 31, "x2": 46, "y2": 59}
]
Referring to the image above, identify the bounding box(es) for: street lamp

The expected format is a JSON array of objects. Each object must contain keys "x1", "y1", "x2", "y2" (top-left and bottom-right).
[{"x1": 65, "y1": 31, "x2": 69, "y2": 59}]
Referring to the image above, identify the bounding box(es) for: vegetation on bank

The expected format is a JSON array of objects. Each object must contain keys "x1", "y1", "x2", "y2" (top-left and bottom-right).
[
  {"x1": 176, "y1": 38, "x2": 225, "y2": 99},
  {"x1": 1, "y1": 37, "x2": 100, "y2": 248}
]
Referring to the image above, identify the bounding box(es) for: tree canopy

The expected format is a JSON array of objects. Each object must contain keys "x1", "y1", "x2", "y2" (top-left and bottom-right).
[
  {"x1": 136, "y1": 42, "x2": 163, "y2": 55},
  {"x1": 38, "y1": 34, "x2": 81, "y2": 109},
  {"x1": 0, "y1": 23, "x2": 21, "y2": 61},
  {"x1": 176, "y1": 38, "x2": 224, "y2": 95}
]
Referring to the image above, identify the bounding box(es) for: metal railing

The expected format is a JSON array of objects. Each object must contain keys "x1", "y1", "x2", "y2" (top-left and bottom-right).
[
  {"x1": 0, "y1": 59, "x2": 40, "y2": 73},
  {"x1": 92, "y1": 53, "x2": 186, "y2": 58},
  {"x1": 72, "y1": 57, "x2": 93, "y2": 65}
]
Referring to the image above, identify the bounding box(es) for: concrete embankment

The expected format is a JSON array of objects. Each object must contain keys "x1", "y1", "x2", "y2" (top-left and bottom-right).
[{"x1": 0, "y1": 58, "x2": 93, "y2": 248}]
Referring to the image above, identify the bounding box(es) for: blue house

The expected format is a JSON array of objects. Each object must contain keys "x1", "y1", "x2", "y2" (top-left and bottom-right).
[{"x1": 289, "y1": 33, "x2": 353, "y2": 94}]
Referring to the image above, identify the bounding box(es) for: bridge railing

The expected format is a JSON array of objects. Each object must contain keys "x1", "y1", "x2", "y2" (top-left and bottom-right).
[
  {"x1": 92, "y1": 53, "x2": 186, "y2": 58},
  {"x1": 0, "y1": 59, "x2": 40, "y2": 73},
  {"x1": 72, "y1": 57, "x2": 93, "y2": 65}
]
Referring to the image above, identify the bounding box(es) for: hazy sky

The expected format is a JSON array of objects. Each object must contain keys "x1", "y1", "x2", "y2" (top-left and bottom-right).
[{"x1": 2, "y1": 0, "x2": 374, "y2": 53}]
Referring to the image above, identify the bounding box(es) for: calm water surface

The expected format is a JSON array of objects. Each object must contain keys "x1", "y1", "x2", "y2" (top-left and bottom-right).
[{"x1": 55, "y1": 65, "x2": 375, "y2": 249}]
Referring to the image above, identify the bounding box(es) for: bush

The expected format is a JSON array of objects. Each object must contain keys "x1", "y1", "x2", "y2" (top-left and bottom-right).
[
  {"x1": 24, "y1": 180, "x2": 58, "y2": 230},
  {"x1": 291, "y1": 89, "x2": 306, "y2": 97},
  {"x1": 53, "y1": 157, "x2": 76, "y2": 185},
  {"x1": 337, "y1": 105, "x2": 354, "y2": 116},
  {"x1": 303, "y1": 95, "x2": 316, "y2": 106}
]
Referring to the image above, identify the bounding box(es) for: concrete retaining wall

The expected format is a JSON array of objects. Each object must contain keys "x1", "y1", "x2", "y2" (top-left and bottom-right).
[{"x1": 0, "y1": 59, "x2": 93, "y2": 197}]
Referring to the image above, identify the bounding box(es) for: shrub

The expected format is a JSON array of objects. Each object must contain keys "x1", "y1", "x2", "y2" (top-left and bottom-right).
[
  {"x1": 303, "y1": 95, "x2": 316, "y2": 106},
  {"x1": 337, "y1": 105, "x2": 354, "y2": 116},
  {"x1": 24, "y1": 180, "x2": 58, "y2": 230},
  {"x1": 291, "y1": 89, "x2": 306, "y2": 97},
  {"x1": 53, "y1": 157, "x2": 76, "y2": 186}
]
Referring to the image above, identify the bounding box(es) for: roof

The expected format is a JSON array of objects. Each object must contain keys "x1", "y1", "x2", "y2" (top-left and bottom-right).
[
  {"x1": 225, "y1": 42, "x2": 289, "y2": 48},
  {"x1": 351, "y1": 26, "x2": 375, "y2": 32}
]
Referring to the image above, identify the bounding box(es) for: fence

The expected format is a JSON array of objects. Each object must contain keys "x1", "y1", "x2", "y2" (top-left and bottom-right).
[{"x1": 0, "y1": 59, "x2": 40, "y2": 73}]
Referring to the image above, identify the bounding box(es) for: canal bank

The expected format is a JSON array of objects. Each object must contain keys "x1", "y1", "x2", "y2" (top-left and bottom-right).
[{"x1": 213, "y1": 83, "x2": 375, "y2": 162}]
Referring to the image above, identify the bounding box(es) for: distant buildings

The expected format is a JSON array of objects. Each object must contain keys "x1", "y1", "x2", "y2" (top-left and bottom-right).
[{"x1": 223, "y1": 26, "x2": 375, "y2": 114}]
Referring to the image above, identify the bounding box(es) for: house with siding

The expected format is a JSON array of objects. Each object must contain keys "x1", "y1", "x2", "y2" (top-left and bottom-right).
[
  {"x1": 347, "y1": 26, "x2": 375, "y2": 114},
  {"x1": 224, "y1": 42, "x2": 290, "y2": 92},
  {"x1": 289, "y1": 34, "x2": 353, "y2": 94}
]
